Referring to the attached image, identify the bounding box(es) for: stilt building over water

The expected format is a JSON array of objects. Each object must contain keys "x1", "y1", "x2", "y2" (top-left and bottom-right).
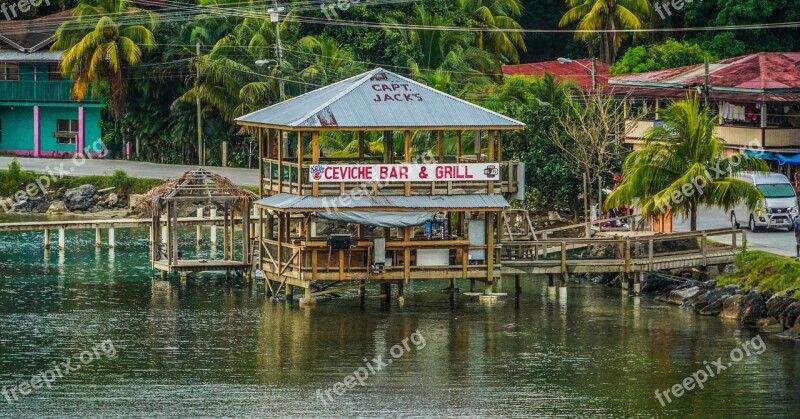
[{"x1": 235, "y1": 68, "x2": 525, "y2": 304}]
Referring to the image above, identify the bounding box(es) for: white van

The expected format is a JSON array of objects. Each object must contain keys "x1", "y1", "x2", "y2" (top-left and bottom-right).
[{"x1": 730, "y1": 171, "x2": 798, "y2": 231}]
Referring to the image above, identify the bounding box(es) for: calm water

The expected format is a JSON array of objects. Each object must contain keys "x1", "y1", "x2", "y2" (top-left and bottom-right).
[{"x1": 0, "y1": 218, "x2": 799, "y2": 418}]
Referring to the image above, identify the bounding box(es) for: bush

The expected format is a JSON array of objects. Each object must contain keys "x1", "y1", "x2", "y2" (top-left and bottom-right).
[
  {"x1": 111, "y1": 170, "x2": 133, "y2": 195},
  {"x1": 717, "y1": 251, "x2": 800, "y2": 298}
]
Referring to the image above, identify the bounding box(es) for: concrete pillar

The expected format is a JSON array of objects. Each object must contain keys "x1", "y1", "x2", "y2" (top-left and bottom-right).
[
  {"x1": 210, "y1": 208, "x2": 218, "y2": 245},
  {"x1": 44, "y1": 229, "x2": 51, "y2": 249},
  {"x1": 196, "y1": 207, "x2": 203, "y2": 244},
  {"x1": 108, "y1": 227, "x2": 115, "y2": 248},
  {"x1": 58, "y1": 228, "x2": 65, "y2": 250},
  {"x1": 95, "y1": 228, "x2": 102, "y2": 247}
]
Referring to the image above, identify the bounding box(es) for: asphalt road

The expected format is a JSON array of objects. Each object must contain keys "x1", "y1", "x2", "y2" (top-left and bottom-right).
[
  {"x1": 0, "y1": 156, "x2": 259, "y2": 187},
  {"x1": 673, "y1": 205, "x2": 797, "y2": 257}
]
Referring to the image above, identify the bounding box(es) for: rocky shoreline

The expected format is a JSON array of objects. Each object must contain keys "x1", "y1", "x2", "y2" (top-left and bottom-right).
[
  {"x1": 0, "y1": 184, "x2": 132, "y2": 217},
  {"x1": 641, "y1": 273, "x2": 800, "y2": 339}
]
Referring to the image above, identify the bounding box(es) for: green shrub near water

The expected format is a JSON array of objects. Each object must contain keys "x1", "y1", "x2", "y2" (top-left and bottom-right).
[
  {"x1": 0, "y1": 161, "x2": 163, "y2": 197},
  {"x1": 717, "y1": 251, "x2": 800, "y2": 299}
]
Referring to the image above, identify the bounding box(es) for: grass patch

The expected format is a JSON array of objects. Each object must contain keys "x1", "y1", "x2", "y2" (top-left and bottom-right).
[
  {"x1": 0, "y1": 159, "x2": 164, "y2": 197},
  {"x1": 717, "y1": 250, "x2": 800, "y2": 299}
]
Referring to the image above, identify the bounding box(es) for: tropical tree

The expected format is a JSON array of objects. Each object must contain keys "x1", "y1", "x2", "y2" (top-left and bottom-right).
[
  {"x1": 292, "y1": 35, "x2": 366, "y2": 87},
  {"x1": 605, "y1": 97, "x2": 768, "y2": 230},
  {"x1": 558, "y1": 0, "x2": 651, "y2": 64},
  {"x1": 52, "y1": 0, "x2": 156, "y2": 117},
  {"x1": 459, "y1": 0, "x2": 527, "y2": 63}
]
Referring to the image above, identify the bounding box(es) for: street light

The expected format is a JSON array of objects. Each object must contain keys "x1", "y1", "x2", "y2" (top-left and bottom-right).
[
  {"x1": 255, "y1": 59, "x2": 284, "y2": 102},
  {"x1": 557, "y1": 57, "x2": 597, "y2": 91}
]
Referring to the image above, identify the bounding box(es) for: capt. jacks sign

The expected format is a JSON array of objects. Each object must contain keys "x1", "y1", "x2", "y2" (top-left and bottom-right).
[{"x1": 309, "y1": 164, "x2": 499, "y2": 183}]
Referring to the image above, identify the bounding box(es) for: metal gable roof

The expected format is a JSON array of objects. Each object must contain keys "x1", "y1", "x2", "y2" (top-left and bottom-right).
[
  {"x1": 236, "y1": 68, "x2": 525, "y2": 130},
  {"x1": 254, "y1": 193, "x2": 510, "y2": 212}
]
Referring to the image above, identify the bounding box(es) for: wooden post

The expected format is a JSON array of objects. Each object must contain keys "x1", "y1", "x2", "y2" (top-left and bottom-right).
[
  {"x1": 487, "y1": 130, "x2": 495, "y2": 194},
  {"x1": 403, "y1": 227, "x2": 411, "y2": 281},
  {"x1": 358, "y1": 131, "x2": 365, "y2": 163},
  {"x1": 170, "y1": 203, "x2": 178, "y2": 262},
  {"x1": 300, "y1": 285, "x2": 316, "y2": 305},
  {"x1": 515, "y1": 274, "x2": 521, "y2": 298},
  {"x1": 277, "y1": 129, "x2": 283, "y2": 193},
  {"x1": 404, "y1": 130, "x2": 412, "y2": 196},
  {"x1": 210, "y1": 207, "x2": 217, "y2": 245},
  {"x1": 485, "y1": 212, "x2": 495, "y2": 294},
  {"x1": 312, "y1": 131, "x2": 320, "y2": 197},
  {"x1": 44, "y1": 228, "x2": 51, "y2": 249},
  {"x1": 95, "y1": 227, "x2": 102, "y2": 247},
  {"x1": 165, "y1": 203, "x2": 172, "y2": 264},
  {"x1": 548, "y1": 273, "x2": 555, "y2": 288},
  {"x1": 258, "y1": 129, "x2": 264, "y2": 197},
  {"x1": 297, "y1": 131, "x2": 303, "y2": 195},
  {"x1": 223, "y1": 202, "x2": 230, "y2": 260},
  {"x1": 286, "y1": 285, "x2": 294, "y2": 301},
  {"x1": 474, "y1": 130, "x2": 481, "y2": 162},
  {"x1": 242, "y1": 206, "x2": 250, "y2": 266},
  {"x1": 496, "y1": 130, "x2": 502, "y2": 165},
  {"x1": 108, "y1": 227, "x2": 115, "y2": 249},
  {"x1": 196, "y1": 207, "x2": 203, "y2": 244},
  {"x1": 456, "y1": 131, "x2": 462, "y2": 160},
  {"x1": 58, "y1": 227, "x2": 65, "y2": 251}
]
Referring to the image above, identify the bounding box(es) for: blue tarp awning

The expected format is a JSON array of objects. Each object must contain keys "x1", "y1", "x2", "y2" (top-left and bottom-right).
[{"x1": 743, "y1": 149, "x2": 800, "y2": 166}]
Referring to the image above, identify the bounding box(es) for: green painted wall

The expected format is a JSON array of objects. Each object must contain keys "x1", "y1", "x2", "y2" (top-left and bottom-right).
[
  {"x1": 0, "y1": 105, "x2": 103, "y2": 155},
  {"x1": 0, "y1": 106, "x2": 33, "y2": 152}
]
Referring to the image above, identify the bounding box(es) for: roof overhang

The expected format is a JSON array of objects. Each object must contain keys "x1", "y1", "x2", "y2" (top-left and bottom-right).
[{"x1": 254, "y1": 193, "x2": 510, "y2": 213}]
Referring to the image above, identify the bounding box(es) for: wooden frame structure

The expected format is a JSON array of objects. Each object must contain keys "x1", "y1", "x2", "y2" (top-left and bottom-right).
[
  {"x1": 236, "y1": 68, "x2": 525, "y2": 304},
  {"x1": 144, "y1": 168, "x2": 257, "y2": 277}
]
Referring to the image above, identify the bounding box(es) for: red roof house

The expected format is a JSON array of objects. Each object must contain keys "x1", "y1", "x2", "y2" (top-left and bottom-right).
[{"x1": 501, "y1": 59, "x2": 611, "y2": 91}]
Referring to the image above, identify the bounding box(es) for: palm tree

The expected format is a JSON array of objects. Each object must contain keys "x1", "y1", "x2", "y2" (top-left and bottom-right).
[
  {"x1": 558, "y1": 0, "x2": 651, "y2": 64},
  {"x1": 459, "y1": 0, "x2": 527, "y2": 63},
  {"x1": 292, "y1": 35, "x2": 366, "y2": 87},
  {"x1": 605, "y1": 97, "x2": 767, "y2": 231},
  {"x1": 52, "y1": 0, "x2": 156, "y2": 117}
]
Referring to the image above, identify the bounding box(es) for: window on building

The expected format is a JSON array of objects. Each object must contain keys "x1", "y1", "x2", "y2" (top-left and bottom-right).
[
  {"x1": 55, "y1": 119, "x2": 79, "y2": 144},
  {"x1": 48, "y1": 63, "x2": 63, "y2": 81},
  {"x1": 0, "y1": 63, "x2": 20, "y2": 81}
]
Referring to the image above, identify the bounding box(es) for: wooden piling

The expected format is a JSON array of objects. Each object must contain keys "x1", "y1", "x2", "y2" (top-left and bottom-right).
[
  {"x1": 58, "y1": 228, "x2": 65, "y2": 251},
  {"x1": 210, "y1": 208, "x2": 218, "y2": 245},
  {"x1": 95, "y1": 228, "x2": 102, "y2": 247},
  {"x1": 515, "y1": 274, "x2": 521, "y2": 298},
  {"x1": 43, "y1": 229, "x2": 51, "y2": 249},
  {"x1": 108, "y1": 227, "x2": 115, "y2": 248},
  {"x1": 196, "y1": 207, "x2": 203, "y2": 244}
]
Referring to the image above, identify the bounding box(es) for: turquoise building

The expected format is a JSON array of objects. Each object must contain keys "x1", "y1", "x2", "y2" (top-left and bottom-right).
[{"x1": 0, "y1": 10, "x2": 104, "y2": 157}]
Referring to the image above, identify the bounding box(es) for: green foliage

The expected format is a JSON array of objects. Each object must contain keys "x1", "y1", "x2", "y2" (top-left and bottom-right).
[
  {"x1": 111, "y1": 170, "x2": 133, "y2": 194},
  {"x1": 611, "y1": 40, "x2": 716, "y2": 75},
  {"x1": 717, "y1": 251, "x2": 800, "y2": 298},
  {"x1": 606, "y1": 96, "x2": 768, "y2": 230}
]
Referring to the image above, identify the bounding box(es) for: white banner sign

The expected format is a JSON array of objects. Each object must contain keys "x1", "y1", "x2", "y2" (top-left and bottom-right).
[{"x1": 309, "y1": 163, "x2": 500, "y2": 183}]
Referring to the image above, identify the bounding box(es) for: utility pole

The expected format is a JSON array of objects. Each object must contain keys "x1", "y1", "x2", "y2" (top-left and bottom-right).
[
  {"x1": 268, "y1": 0, "x2": 286, "y2": 101},
  {"x1": 703, "y1": 56, "x2": 710, "y2": 107},
  {"x1": 195, "y1": 41, "x2": 204, "y2": 166},
  {"x1": 591, "y1": 57, "x2": 597, "y2": 92}
]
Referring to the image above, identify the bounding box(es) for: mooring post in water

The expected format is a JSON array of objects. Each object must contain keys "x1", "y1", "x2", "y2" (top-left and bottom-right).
[
  {"x1": 359, "y1": 280, "x2": 366, "y2": 305},
  {"x1": 196, "y1": 207, "x2": 204, "y2": 244},
  {"x1": 286, "y1": 285, "x2": 293, "y2": 301},
  {"x1": 58, "y1": 228, "x2": 65, "y2": 251},
  {"x1": 108, "y1": 228, "x2": 115, "y2": 248},
  {"x1": 560, "y1": 273, "x2": 568, "y2": 287},
  {"x1": 635, "y1": 272, "x2": 643, "y2": 295},
  {"x1": 300, "y1": 286, "x2": 316, "y2": 306},
  {"x1": 210, "y1": 208, "x2": 218, "y2": 245},
  {"x1": 515, "y1": 274, "x2": 522, "y2": 298},
  {"x1": 44, "y1": 229, "x2": 51, "y2": 249},
  {"x1": 95, "y1": 228, "x2": 102, "y2": 247},
  {"x1": 397, "y1": 280, "x2": 405, "y2": 304},
  {"x1": 470, "y1": 278, "x2": 475, "y2": 292},
  {"x1": 548, "y1": 273, "x2": 555, "y2": 288}
]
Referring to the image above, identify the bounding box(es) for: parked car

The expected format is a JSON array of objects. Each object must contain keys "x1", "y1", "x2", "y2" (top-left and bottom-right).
[{"x1": 730, "y1": 171, "x2": 799, "y2": 231}]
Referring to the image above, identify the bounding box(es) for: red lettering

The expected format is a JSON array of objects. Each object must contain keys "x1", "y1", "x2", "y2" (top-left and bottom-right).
[
  {"x1": 381, "y1": 84, "x2": 392, "y2": 91},
  {"x1": 391, "y1": 83, "x2": 401, "y2": 91},
  {"x1": 371, "y1": 84, "x2": 382, "y2": 92},
  {"x1": 380, "y1": 166, "x2": 389, "y2": 179},
  {"x1": 384, "y1": 94, "x2": 395, "y2": 101},
  {"x1": 394, "y1": 94, "x2": 403, "y2": 101},
  {"x1": 374, "y1": 94, "x2": 382, "y2": 102}
]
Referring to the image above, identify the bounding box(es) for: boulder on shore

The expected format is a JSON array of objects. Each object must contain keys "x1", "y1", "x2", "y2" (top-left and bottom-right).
[
  {"x1": 740, "y1": 292, "x2": 768, "y2": 324},
  {"x1": 685, "y1": 285, "x2": 738, "y2": 313},
  {"x1": 720, "y1": 294, "x2": 744, "y2": 320},
  {"x1": 766, "y1": 295, "x2": 794, "y2": 319},
  {"x1": 64, "y1": 185, "x2": 96, "y2": 211},
  {"x1": 640, "y1": 274, "x2": 681, "y2": 294},
  {"x1": 778, "y1": 301, "x2": 800, "y2": 329},
  {"x1": 46, "y1": 201, "x2": 67, "y2": 214},
  {"x1": 779, "y1": 322, "x2": 800, "y2": 340},
  {"x1": 664, "y1": 286, "x2": 702, "y2": 306}
]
